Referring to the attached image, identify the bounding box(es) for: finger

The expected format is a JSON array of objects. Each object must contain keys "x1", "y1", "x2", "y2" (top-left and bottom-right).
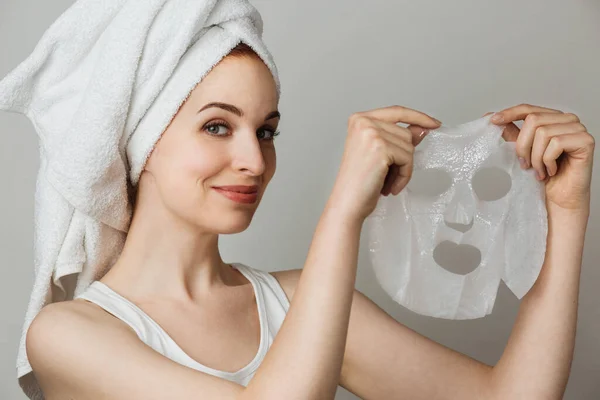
[
  {"x1": 481, "y1": 111, "x2": 518, "y2": 141},
  {"x1": 502, "y1": 123, "x2": 520, "y2": 142},
  {"x1": 490, "y1": 104, "x2": 563, "y2": 125},
  {"x1": 381, "y1": 164, "x2": 399, "y2": 196},
  {"x1": 542, "y1": 132, "x2": 594, "y2": 177},
  {"x1": 378, "y1": 133, "x2": 415, "y2": 195},
  {"x1": 357, "y1": 105, "x2": 442, "y2": 129},
  {"x1": 365, "y1": 121, "x2": 416, "y2": 196},
  {"x1": 481, "y1": 111, "x2": 518, "y2": 142},
  {"x1": 376, "y1": 134, "x2": 414, "y2": 196},
  {"x1": 376, "y1": 120, "x2": 422, "y2": 196},
  {"x1": 515, "y1": 112, "x2": 582, "y2": 169},
  {"x1": 407, "y1": 124, "x2": 433, "y2": 146},
  {"x1": 389, "y1": 146, "x2": 414, "y2": 195},
  {"x1": 376, "y1": 119, "x2": 431, "y2": 147},
  {"x1": 374, "y1": 119, "x2": 414, "y2": 145},
  {"x1": 531, "y1": 122, "x2": 589, "y2": 179}
]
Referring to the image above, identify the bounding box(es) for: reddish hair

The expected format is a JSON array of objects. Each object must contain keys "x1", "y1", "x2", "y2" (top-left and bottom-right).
[{"x1": 227, "y1": 41, "x2": 260, "y2": 59}]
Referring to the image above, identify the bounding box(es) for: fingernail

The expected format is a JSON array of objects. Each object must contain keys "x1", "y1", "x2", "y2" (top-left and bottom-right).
[
  {"x1": 491, "y1": 113, "x2": 504, "y2": 123},
  {"x1": 518, "y1": 157, "x2": 527, "y2": 169},
  {"x1": 433, "y1": 118, "x2": 442, "y2": 125},
  {"x1": 419, "y1": 129, "x2": 430, "y2": 139},
  {"x1": 535, "y1": 170, "x2": 545, "y2": 181}
]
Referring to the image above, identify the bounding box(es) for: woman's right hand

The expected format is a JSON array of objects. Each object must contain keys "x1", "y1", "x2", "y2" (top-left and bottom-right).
[{"x1": 328, "y1": 105, "x2": 442, "y2": 222}]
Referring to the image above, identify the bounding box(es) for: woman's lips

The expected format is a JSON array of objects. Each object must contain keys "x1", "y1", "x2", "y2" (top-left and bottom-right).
[{"x1": 213, "y1": 188, "x2": 258, "y2": 204}]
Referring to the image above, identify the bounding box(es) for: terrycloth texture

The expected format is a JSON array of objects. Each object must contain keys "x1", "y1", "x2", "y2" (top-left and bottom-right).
[{"x1": 0, "y1": 0, "x2": 280, "y2": 398}]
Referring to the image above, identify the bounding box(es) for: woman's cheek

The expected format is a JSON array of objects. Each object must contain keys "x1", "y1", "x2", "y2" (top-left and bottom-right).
[{"x1": 183, "y1": 144, "x2": 228, "y2": 182}]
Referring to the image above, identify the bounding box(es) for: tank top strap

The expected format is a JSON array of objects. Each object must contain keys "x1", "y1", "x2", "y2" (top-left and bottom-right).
[
  {"x1": 75, "y1": 281, "x2": 151, "y2": 341},
  {"x1": 232, "y1": 263, "x2": 290, "y2": 312}
]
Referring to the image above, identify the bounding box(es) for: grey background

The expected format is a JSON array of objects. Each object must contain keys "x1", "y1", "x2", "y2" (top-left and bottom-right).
[{"x1": 1, "y1": 0, "x2": 598, "y2": 398}]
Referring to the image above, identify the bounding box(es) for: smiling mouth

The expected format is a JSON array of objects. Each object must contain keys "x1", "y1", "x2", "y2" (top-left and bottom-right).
[
  {"x1": 212, "y1": 185, "x2": 259, "y2": 194},
  {"x1": 213, "y1": 188, "x2": 259, "y2": 204}
]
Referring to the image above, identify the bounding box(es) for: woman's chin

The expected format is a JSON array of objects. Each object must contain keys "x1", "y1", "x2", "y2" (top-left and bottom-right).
[{"x1": 214, "y1": 211, "x2": 256, "y2": 234}]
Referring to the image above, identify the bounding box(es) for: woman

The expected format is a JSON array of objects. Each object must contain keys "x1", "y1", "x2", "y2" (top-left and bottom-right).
[
  {"x1": 22, "y1": 37, "x2": 595, "y2": 399},
  {"x1": 0, "y1": 0, "x2": 594, "y2": 400}
]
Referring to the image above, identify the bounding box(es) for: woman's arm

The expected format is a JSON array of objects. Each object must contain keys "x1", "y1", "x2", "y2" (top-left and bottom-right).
[
  {"x1": 323, "y1": 206, "x2": 588, "y2": 400},
  {"x1": 242, "y1": 200, "x2": 363, "y2": 400},
  {"x1": 489, "y1": 104, "x2": 594, "y2": 398},
  {"x1": 243, "y1": 107, "x2": 441, "y2": 400},
  {"x1": 274, "y1": 208, "x2": 589, "y2": 400},
  {"x1": 490, "y1": 205, "x2": 588, "y2": 398},
  {"x1": 328, "y1": 104, "x2": 594, "y2": 400}
]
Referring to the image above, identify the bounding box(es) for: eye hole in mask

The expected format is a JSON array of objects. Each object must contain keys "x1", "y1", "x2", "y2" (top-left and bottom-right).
[
  {"x1": 472, "y1": 167, "x2": 512, "y2": 201},
  {"x1": 407, "y1": 168, "x2": 452, "y2": 196}
]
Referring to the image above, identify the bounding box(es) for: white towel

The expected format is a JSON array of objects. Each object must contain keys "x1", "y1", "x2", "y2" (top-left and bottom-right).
[{"x1": 0, "y1": 0, "x2": 280, "y2": 398}]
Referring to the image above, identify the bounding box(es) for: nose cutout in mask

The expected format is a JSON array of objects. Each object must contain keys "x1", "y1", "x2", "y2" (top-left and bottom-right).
[{"x1": 365, "y1": 115, "x2": 548, "y2": 319}]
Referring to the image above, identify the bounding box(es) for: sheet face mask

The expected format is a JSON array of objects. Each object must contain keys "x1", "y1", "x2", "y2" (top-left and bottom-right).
[{"x1": 365, "y1": 115, "x2": 548, "y2": 319}]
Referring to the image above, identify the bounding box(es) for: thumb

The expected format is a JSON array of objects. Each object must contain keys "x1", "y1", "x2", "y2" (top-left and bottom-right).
[
  {"x1": 483, "y1": 111, "x2": 519, "y2": 142},
  {"x1": 407, "y1": 124, "x2": 433, "y2": 146}
]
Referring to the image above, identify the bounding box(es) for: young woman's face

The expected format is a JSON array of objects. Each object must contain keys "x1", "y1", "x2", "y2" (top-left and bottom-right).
[{"x1": 141, "y1": 54, "x2": 280, "y2": 233}]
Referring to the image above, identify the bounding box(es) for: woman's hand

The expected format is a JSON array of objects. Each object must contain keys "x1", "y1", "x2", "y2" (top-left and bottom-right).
[
  {"x1": 488, "y1": 104, "x2": 595, "y2": 213},
  {"x1": 328, "y1": 105, "x2": 441, "y2": 222}
]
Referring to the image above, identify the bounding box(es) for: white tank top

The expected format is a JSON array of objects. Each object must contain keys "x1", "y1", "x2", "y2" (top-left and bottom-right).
[{"x1": 74, "y1": 262, "x2": 291, "y2": 387}]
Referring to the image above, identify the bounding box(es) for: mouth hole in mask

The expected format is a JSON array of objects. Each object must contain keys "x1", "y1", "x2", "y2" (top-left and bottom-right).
[
  {"x1": 407, "y1": 168, "x2": 452, "y2": 196},
  {"x1": 433, "y1": 241, "x2": 481, "y2": 275},
  {"x1": 472, "y1": 167, "x2": 511, "y2": 201}
]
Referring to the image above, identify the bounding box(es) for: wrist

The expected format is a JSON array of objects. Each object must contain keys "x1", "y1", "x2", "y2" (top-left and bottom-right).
[
  {"x1": 547, "y1": 201, "x2": 590, "y2": 226},
  {"x1": 323, "y1": 196, "x2": 365, "y2": 228},
  {"x1": 323, "y1": 204, "x2": 365, "y2": 229},
  {"x1": 544, "y1": 202, "x2": 589, "y2": 265},
  {"x1": 326, "y1": 184, "x2": 367, "y2": 225}
]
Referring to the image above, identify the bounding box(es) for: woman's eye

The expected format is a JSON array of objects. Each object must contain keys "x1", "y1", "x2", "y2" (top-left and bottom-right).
[
  {"x1": 203, "y1": 121, "x2": 280, "y2": 140},
  {"x1": 204, "y1": 122, "x2": 229, "y2": 136},
  {"x1": 258, "y1": 127, "x2": 281, "y2": 140}
]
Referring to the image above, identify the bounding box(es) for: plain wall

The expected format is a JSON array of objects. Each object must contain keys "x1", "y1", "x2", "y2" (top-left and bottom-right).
[{"x1": 1, "y1": 0, "x2": 598, "y2": 398}]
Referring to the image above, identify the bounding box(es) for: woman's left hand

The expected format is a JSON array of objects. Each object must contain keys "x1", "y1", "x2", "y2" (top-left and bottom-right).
[{"x1": 486, "y1": 104, "x2": 595, "y2": 213}]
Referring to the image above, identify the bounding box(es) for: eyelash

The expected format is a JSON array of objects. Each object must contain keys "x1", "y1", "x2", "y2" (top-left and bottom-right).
[{"x1": 202, "y1": 120, "x2": 281, "y2": 141}]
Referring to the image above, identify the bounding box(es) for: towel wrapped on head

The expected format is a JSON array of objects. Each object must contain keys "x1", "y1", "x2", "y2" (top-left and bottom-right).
[{"x1": 0, "y1": 0, "x2": 281, "y2": 398}]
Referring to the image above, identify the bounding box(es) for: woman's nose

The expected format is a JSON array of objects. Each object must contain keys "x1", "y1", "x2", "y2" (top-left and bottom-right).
[{"x1": 233, "y1": 133, "x2": 268, "y2": 176}]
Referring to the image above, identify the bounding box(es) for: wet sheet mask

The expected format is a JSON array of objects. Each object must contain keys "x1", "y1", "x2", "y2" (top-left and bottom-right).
[{"x1": 365, "y1": 115, "x2": 548, "y2": 319}]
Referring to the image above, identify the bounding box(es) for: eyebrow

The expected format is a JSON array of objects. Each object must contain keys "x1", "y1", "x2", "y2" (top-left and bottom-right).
[{"x1": 197, "y1": 102, "x2": 280, "y2": 121}]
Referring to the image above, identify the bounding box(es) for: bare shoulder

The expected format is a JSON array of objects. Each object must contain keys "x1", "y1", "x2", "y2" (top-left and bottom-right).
[
  {"x1": 27, "y1": 298, "x2": 137, "y2": 356},
  {"x1": 28, "y1": 298, "x2": 135, "y2": 347},
  {"x1": 26, "y1": 299, "x2": 138, "y2": 393},
  {"x1": 270, "y1": 268, "x2": 303, "y2": 302}
]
